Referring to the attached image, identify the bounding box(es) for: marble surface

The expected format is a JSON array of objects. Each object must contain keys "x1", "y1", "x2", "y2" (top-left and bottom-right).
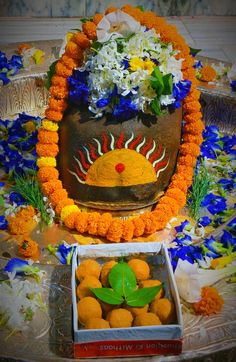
[{"x1": 0, "y1": 0, "x2": 236, "y2": 17}]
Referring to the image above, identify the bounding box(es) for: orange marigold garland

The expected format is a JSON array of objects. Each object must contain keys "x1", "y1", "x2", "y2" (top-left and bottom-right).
[{"x1": 37, "y1": 5, "x2": 204, "y2": 242}]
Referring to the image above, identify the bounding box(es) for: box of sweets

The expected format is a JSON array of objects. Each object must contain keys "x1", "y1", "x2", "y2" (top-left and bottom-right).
[{"x1": 71, "y1": 242, "x2": 183, "y2": 358}]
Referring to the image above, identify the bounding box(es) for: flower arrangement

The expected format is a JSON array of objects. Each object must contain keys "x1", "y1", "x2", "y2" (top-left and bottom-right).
[{"x1": 36, "y1": 5, "x2": 204, "y2": 242}]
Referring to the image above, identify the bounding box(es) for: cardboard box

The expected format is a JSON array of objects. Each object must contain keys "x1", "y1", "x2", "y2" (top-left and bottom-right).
[{"x1": 72, "y1": 242, "x2": 183, "y2": 358}]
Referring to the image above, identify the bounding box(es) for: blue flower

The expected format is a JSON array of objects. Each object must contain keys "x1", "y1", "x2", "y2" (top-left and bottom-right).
[
  {"x1": 202, "y1": 125, "x2": 221, "y2": 142},
  {"x1": 193, "y1": 60, "x2": 203, "y2": 69},
  {"x1": 4, "y1": 258, "x2": 43, "y2": 281},
  {"x1": 201, "y1": 193, "x2": 227, "y2": 215},
  {"x1": 172, "y1": 80, "x2": 191, "y2": 109},
  {"x1": 0, "y1": 215, "x2": 8, "y2": 230},
  {"x1": 9, "y1": 191, "x2": 26, "y2": 205},
  {"x1": 198, "y1": 215, "x2": 212, "y2": 226},
  {"x1": 218, "y1": 178, "x2": 235, "y2": 191},
  {"x1": 96, "y1": 97, "x2": 111, "y2": 108},
  {"x1": 221, "y1": 230, "x2": 236, "y2": 251},
  {"x1": 203, "y1": 236, "x2": 228, "y2": 257},
  {"x1": 112, "y1": 96, "x2": 137, "y2": 121},
  {"x1": 47, "y1": 243, "x2": 75, "y2": 264},
  {"x1": 0, "y1": 72, "x2": 11, "y2": 85},
  {"x1": 122, "y1": 59, "x2": 129, "y2": 69},
  {"x1": 68, "y1": 69, "x2": 89, "y2": 105},
  {"x1": 227, "y1": 217, "x2": 236, "y2": 229},
  {"x1": 175, "y1": 220, "x2": 190, "y2": 233},
  {"x1": 230, "y1": 80, "x2": 236, "y2": 91}
]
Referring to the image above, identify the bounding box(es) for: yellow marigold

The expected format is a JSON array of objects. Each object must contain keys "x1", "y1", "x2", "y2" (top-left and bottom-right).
[
  {"x1": 36, "y1": 143, "x2": 59, "y2": 157},
  {"x1": 82, "y1": 21, "x2": 97, "y2": 40},
  {"x1": 132, "y1": 217, "x2": 145, "y2": 237},
  {"x1": 61, "y1": 205, "x2": 80, "y2": 221},
  {"x1": 64, "y1": 211, "x2": 81, "y2": 229},
  {"x1": 49, "y1": 85, "x2": 68, "y2": 100},
  {"x1": 38, "y1": 129, "x2": 59, "y2": 144},
  {"x1": 48, "y1": 98, "x2": 68, "y2": 112},
  {"x1": 55, "y1": 198, "x2": 75, "y2": 215},
  {"x1": 37, "y1": 166, "x2": 59, "y2": 183},
  {"x1": 105, "y1": 7, "x2": 117, "y2": 14},
  {"x1": 75, "y1": 212, "x2": 89, "y2": 233},
  {"x1": 45, "y1": 108, "x2": 63, "y2": 122},
  {"x1": 37, "y1": 156, "x2": 56, "y2": 168},
  {"x1": 97, "y1": 212, "x2": 112, "y2": 237},
  {"x1": 51, "y1": 75, "x2": 68, "y2": 88},
  {"x1": 55, "y1": 61, "x2": 73, "y2": 78},
  {"x1": 200, "y1": 65, "x2": 217, "y2": 82},
  {"x1": 41, "y1": 179, "x2": 62, "y2": 196},
  {"x1": 87, "y1": 212, "x2": 101, "y2": 235},
  {"x1": 122, "y1": 219, "x2": 134, "y2": 241},
  {"x1": 106, "y1": 219, "x2": 124, "y2": 242},
  {"x1": 72, "y1": 32, "x2": 91, "y2": 49},
  {"x1": 93, "y1": 13, "x2": 103, "y2": 25},
  {"x1": 41, "y1": 119, "x2": 59, "y2": 132},
  {"x1": 65, "y1": 41, "x2": 84, "y2": 61},
  {"x1": 193, "y1": 286, "x2": 224, "y2": 316},
  {"x1": 24, "y1": 120, "x2": 36, "y2": 133},
  {"x1": 49, "y1": 188, "x2": 68, "y2": 207}
]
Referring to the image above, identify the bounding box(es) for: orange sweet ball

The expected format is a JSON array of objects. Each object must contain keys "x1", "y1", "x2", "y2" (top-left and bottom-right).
[
  {"x1": 127, "y1": 258, "x2": 150, "y2": 281},
  {"x1": 107, "y1": 308, "x2": 133, "y2": 328},
  {"x1": 125, "y1": 305, "x2": 149, "y2": 318},
  {"x1": 99, "y1": 301, "x2": 116, "y2": 318},
  {"x1": 100, "y1": 260, "x2": 117, "y2": 287},
  {"x1": 76, "y1": 259, "x2": 101, "y2": 281},
  {"x1": 133, "y1": 312, "x2": 162, "y2": 326},
  {"x1": 76, "y1": 275, "x2": 102, "y2": 299},
  {"x1": 139, "y1": 279, "x2": 164, "y2": 301},
  {"x1": 150, "y1": 298, "x2": 175, "y2": 324},
  {"x1": 77, "y1": 297, "x2": 102, "y2": 325},
  {"x1": 84, "y1": 317, "x2": 110, "y2": 329},
  {"x1": 200, "y1": 65, "x2": 217, "y2": 82}
]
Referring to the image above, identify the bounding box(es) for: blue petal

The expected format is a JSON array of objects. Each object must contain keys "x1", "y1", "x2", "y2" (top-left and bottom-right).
[
  {"x1": 198, "y1": 216, "x2": 212, "y2": 226},
  {"x1": 0, "y1": 215, "x2": 8, "y2": 230},
  {"x1": 4, "y1": 258, "x2": 29, "y2": 274}
]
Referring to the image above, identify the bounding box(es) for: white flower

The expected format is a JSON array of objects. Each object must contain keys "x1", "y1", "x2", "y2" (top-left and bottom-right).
[{"x1": 96, "y1": 10, "x2": 142, "y2": 43}]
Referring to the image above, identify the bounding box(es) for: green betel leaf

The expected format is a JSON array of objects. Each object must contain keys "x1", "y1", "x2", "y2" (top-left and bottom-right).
[
  {"x1": 108, "y1": 261, "x2": 137, "y2": 298},
  {"x1": 126, "y1": 284, "x2": 164, "y2": 307},
  {"x1": 150, "y1": 66, "x2": 164, "y2": 96},
  {"x1": 150, "y1": 97, "x2": 161, "y2": 116},
  {"x1": 46, "y1": 60, "x2": 58, "y2": 90},
  {"x1": 91, "y1": 41, "x2": 103, "y2": 52},
  {"x1": 162, "y1": 73, "x2": 173, "y2": 95},
  {"x1": 0, "y1": 195, "x2": 4, "y2": 207},
  {"x1": 90, "y1": 288, "x2": 124, "y2": 305},
  {"x1": 190, "y1": 47, "x2": 202, "y2": 56},
  {"x1": 80, "y1": 17, "x2": 93, "y2": 23},
  {"x1": 136, "y1": 5, "x2": 144, "y2": 11}
]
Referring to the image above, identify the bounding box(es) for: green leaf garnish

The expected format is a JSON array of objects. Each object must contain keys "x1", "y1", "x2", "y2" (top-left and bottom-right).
[
  {"x1": 150, "y1": 66, "x2": 164, "y2": 96},
  {"x1": 126, "y1": 285, "x2": 163, "y2": 307},
  {"x1": 162, "y1": 73, "x2": 173, "y2": 95},
  {"x1": 136, "y1": 5, "x2": 144, "y2": 11},
  {"x1": 150, "y1": 97, "x2": 161, "y2": 116},
  {"x1": 45, "y1": 60, "x2": 58, "y2": 90},
  {"x1": 190, "y1": 47, "x2": 202, "y2": 56},
  {"x1": 108, "y1": 261, "x2": 136, "y2": 297},
  {"x1": 80, "y1": 17, "x2": 93, "y2": 23},
  {"x1": 90, "y1": 288, "x2": 123, "y2": 305},
  {"x1": 0, "y1": 195, "x2": 4, "y2": 207}
]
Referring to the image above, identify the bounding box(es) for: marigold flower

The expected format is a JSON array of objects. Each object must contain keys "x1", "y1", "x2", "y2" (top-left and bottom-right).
[
  {"x1": 165, "y1": 188, "x2": 186, "y2": 208},
  {"x1": 184, "y1": 112, "x2": 202, "y2": 125},
  {"x1": 24, "y1": 120, "x2": 36, "y2": 133},
  {"x1": 49, "y1": 188, "x2": 68, "y2": 207},
  {"x1": 93, "y1": 13, "x2": 103, "y2": 25},
  {"x1": 51, "y1": 75, "x2": 68, "y2": 88},
  {"x1": 64, "y1": 211, "x2": 81, "y2": 229},
  {"x1": 82, "y1": 21, "x2": 97, "y2": 40},
  {"x1": 179, "y1": 143, "x2": 200, "y2": 157},
  {"x1": 37, "y1": 156, "x2": 56, "y2": 168},
  {"x1": 18, "y1": 237, "x2": 39, "y2": 259},
  {"x1": 200, "y1": 66, "x2": 217, "y2": 82},
  {"x1": 87, "y1": 212, "x2": 101, "y2": 235},
  {"x1": 178, "y1": 154, "x2": 197, "y2": 168},
  {"x1": 17, "y1": 205, "x2": 36, "y2": 220},
  {"x1": 158, "y1": 196, "x2": 180, "y2": 215},
  {"x1": 122, "y1": 219, "x2": 134, "y2": 241},
  {"x1": 7, "y1": 206, "x2": 37, "y2": 235},
  {"x1": 72, "y1": 32, "x2": 91, "y2": 49},
  {"x1": 183, "y1": 100, "x2": 201, "y2": 114},
  {"x1": 55, "y1": 61, "x2": 73, "y2": 78},
  {"x1": 140, "y1": 212, "x2": 160, "y2": 234},
  {"x1": 36, "y1": 143, "x2": 59, "y2": 157},
  {"x1": 61, "y1": 205, "x2": 80, "y2": 221},
  {"x1": 141, "y1": 12, "x2": 160, "y2": 29},
  {"x1": 61, "y1": 54, "x2": 78, "y2": 70},
  {"x1": 169, "y1": 178, "x2": 188, "y2": 194},
  {"x1": 45, "y1": 108, "x2": 63, "y2": 122},
  {"x1": 41, "y1": 119, "x2": 59, "y2": 132},
  {"x1": 182, "y1": 133, "x2": 203, "y2": 146},
  {"x1": 122, "y1": 5, "x2": 143, "y2": 22},
  {"x1": 49, "y1": 85, "x2": 68, "y2": 99},
  {"x1": 106, "y1": 219, "x2": 124, "y2": 242},
  {"x1": 37, "y1": 166, "x2": 59, "y2": 183},
  {"x1": 105, "y1": 7, "x2": 117, "y2": 15},
  {"x1": 183, "y1": 119, "x2": 205, "y2": 135},
  {"x1": 193, "y1": 286, "x2": 224, "y2": 316},
  {"x1": 75, "y1": 212, "x2": 89, "y2": 233},
  {"x1": 181, "y1": 55, "x2": 194, "y2": 70},
  {"x1": 65, "y1": 41, "x2": 84, "y2": 61},
  {"x1": 132, "y1": 217, "x2": 145, "y2": 237},
  {"x1": 38, "y1": 129, "x2": 59, "y2": 144},
  {"x1": 55, "y1": 198, "x2": 75, "y2": 215},
  {"x1": 176, "y1": 165, "x2": 194, "y2": 186},
  {"x1": 182, "y1": 67, "x2": 196, "y2": 81},
  {"x1": 41, "y1": 179, "x2": 63, "y2": 196},
  {"x1": 154, "y1": 204, "x2": 173, "y2": 221},
  {"x1": 48, "y1": 98, "x2": 68, "y2": 112},
  {"x1": 184, "y1": 89, "x2": 201, "y2": 103},
  {"x1": 97, "y1": 212, "x2": 112, "y2": 237},
  {"x1": 17, "y1": 43, "x2": 31, "y2": 54}
]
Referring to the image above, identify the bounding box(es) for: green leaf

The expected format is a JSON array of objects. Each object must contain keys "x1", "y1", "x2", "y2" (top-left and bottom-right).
[
  {"x1": 150, "y1": 97, "x2": 161, "y2": 116},
  {"x1": 126, "y1": 285, "x2": 164, "y2": 307},
  {"x1": 162, "y1": 73, "x2": 173, "y2": 95},
  {"x1": 45, "y1": 60, "x2": 58, "y2": 90},
  {"x1": 90, "y1": 288, "x2": 124, "y2": 305},
  {"x1": 150, "y1": 67, "x2": 164, "y2": 96},
  {"x1": 0, "y1": 195, "x2": 4, "y2": 207},
  {"x1": 136, "y1": 5, "x2": 144, "y2": 11},
  {"x1": 190, "y1": 47, "x2": 202, "y2": 56},
  {"x1": 80, "y1": 17, "x2": 93, "y2": 23},
  {"x1": 108, "y1": 261, "x2": 137, "y2": 298},
  {"x1": 91, "y1": 41, "x2": 103, "y2": 53}
]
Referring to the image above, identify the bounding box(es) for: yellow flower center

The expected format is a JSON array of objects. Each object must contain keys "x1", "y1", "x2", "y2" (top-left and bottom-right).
[{"x1": 129, "y1": 57, "x2": 155, "y2": 75}]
